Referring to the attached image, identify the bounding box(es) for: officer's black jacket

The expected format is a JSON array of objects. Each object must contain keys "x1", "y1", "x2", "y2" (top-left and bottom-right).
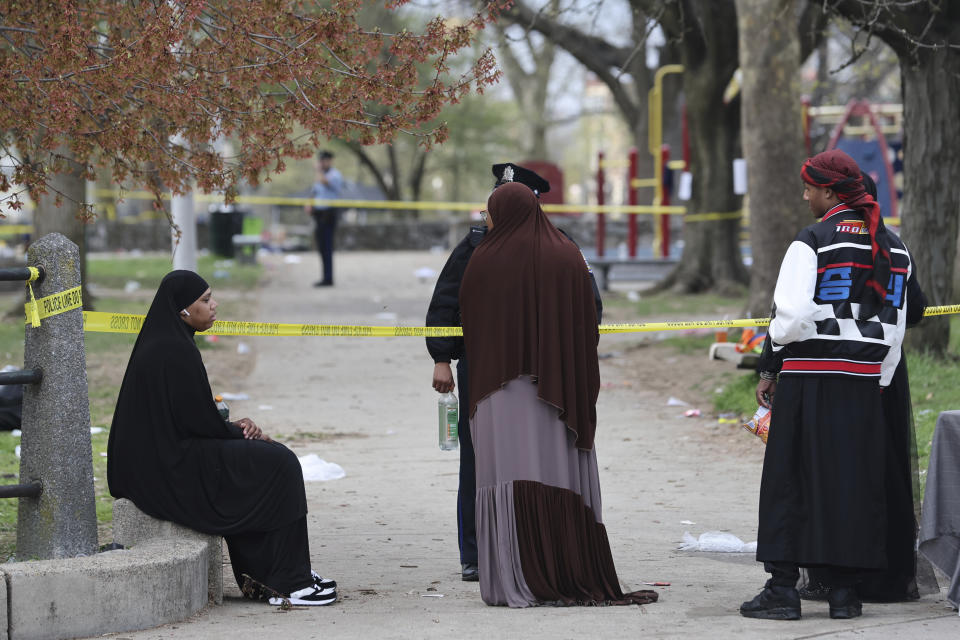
[{"x1": 425, "y1": 226, "x2": 603, "y2": 363}]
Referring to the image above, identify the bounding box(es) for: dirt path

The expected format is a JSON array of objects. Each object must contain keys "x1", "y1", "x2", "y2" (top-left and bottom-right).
[{"x1": 106, "y1": 251, "x2": 957, "y2": 640}]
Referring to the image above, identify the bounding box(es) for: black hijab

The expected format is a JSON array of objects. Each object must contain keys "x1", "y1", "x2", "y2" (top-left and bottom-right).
[{"x1": 107, "y1": 271, "x2": 307, "y2": 534}]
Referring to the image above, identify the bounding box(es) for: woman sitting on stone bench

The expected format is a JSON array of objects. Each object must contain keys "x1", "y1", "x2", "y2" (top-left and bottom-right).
[{"x1": 107, "y1": 270, "x2": 336, "y2": 607}]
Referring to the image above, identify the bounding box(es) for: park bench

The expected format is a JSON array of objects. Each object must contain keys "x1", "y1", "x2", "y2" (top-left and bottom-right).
[{"x1": 587, "y1": 256, "x2": 678, "y2": 291}]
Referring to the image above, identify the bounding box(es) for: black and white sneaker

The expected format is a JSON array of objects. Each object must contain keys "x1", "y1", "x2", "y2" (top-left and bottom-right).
[
  {"x1": 311, "y1": 569, "x2": 337, "y2": 591},
  {"x1": 268, "y1": 583, "x2": 337, "y2": 607}
]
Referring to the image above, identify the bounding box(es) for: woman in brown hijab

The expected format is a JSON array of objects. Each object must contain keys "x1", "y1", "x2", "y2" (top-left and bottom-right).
[{"x1": 460, "y1": 182, "x2": 657, "y2": 607}]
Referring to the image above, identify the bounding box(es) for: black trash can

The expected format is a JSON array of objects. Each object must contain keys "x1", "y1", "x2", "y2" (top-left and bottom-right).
[{"x1": 209, "y1": 208, "x2": 245, "y2": 257}]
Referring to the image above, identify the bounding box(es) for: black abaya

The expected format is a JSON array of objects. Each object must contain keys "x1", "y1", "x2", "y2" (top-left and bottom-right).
[
  {"x1": 757, "y1": 375, "x2": 888, "y2": 571},
  {"x1": 108, "y1": 271, "x2": 312, "y2": 594}
]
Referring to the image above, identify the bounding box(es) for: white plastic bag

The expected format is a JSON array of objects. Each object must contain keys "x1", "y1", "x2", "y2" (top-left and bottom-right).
[
  {"x1": 298, "y1": 454, "x2": 345, "y2": 482},
  {"x1": 679, "y1": 531, "x2": 757, "y2": 553}
]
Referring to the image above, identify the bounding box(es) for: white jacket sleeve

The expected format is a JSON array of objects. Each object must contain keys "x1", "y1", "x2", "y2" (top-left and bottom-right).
[{"x1": 769, "y1": 240, "x2": 825, "y2": 345}]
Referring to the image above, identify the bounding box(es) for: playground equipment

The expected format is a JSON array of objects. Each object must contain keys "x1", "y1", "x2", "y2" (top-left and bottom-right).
[
  {"x1": 595, "y1": 65, "x2": 688, "y2": 260},
  {"x1": 804, "y1": 99, "x2": 903, "y2": 222}
]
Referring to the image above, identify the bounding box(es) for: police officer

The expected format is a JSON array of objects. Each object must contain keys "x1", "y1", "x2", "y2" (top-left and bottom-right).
[{"x1": 425, "y1": 163, "x2": 602, "y2": 581}]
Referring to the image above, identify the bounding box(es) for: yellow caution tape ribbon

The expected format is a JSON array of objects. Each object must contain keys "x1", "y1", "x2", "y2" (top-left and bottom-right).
[
  {"x1": 923, "y1": 304, "x2": 960, "y2": 317},
  {"x1": 81, "y1": 312, "x2": 465, "y2": 337},
  {"x1": 0, "y1": 225, "x2": 33, "y2": 235},
  {"x1": 23, "y1": 285, "x2": 83, "y2": 326},
  {"x1": 683, "y1": 210, "x2": 744, "y2": 222},
  {"x1": 598, "y1": 318, "x2": 768, "y2": 334},
  {"x1": 78, "y1": 306, "x2": 959, "y2": 336},
  {"x1": 93, "y1": 189, "x2": 686, "y2": 216},
  {"x1": 24, "y1": 267, "x2": 41, "y2": 327}
]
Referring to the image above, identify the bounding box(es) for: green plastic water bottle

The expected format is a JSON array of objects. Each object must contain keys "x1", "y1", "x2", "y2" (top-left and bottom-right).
[{"x1": 438, "y1": 392, "x2": 458, "y2": 451}]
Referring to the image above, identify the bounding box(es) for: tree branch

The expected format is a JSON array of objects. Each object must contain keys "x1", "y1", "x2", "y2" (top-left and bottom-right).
[{"x1": 798, "y1": 0, "x2": 831, "y2": 60}]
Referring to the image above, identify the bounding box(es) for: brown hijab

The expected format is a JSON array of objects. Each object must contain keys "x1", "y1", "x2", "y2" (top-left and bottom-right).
[{"x1": 460, "y1": 182, "x2": 600, "y2": 450}]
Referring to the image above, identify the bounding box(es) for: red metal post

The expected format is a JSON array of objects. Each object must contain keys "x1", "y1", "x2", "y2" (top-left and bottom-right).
[
  {"x1": 660, "y1": 144, "x2": 671, "y2": 259},
  {"x1": 628, "y1": 147, "x2": 638, "y2": 258},
  {"x1": 596, "y1": 151, "x2": 606, "y2": 257}
]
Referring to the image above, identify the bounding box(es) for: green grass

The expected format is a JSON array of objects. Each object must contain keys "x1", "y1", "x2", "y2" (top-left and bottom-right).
[
  {"x1": 605, "y1": 290, "x2": 748, "y2": 319},
  {"x1": 713, "y1": 369, "x2": 761, "y2": 418},
  {"x1": 0, "y1": 256, "x2": 261, "y2": 558},
  {"x1": 660, "y1": 331, "x2": 718, "y2": 354},
  {"x1": 906, "y1": 349, "x2": 960, "y2": 475},
  {"x1": 711, "y1": 317, "x2": 960, "y2": 487},
  {"x1": 87, "y1": 253, "x2": 263, "y2": 290}
]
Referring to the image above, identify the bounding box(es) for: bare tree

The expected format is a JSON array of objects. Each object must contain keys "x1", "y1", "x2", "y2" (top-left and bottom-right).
[
  {"x1": 507, "y1": 1, "x2": 826, "y2": 294},
  {"x1": 494, "y1": 18, "x2": 558, "y2": 160},
  {"x1": 823, "y1": 0, "x2": 960, "y2": 354},
  {"x1": 738, "y1": 0, "x2": 818, "y2": 317}
]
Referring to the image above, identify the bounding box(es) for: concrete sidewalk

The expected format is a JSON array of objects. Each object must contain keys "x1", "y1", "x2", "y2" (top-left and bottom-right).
[{"x1": 102, "y1": 251, "x2": 957, "y2": 640}]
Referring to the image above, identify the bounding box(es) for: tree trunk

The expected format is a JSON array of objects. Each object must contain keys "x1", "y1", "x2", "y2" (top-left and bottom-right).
[
  {"x1": 658, "y1": 2, "x2": 747, "y2": 294},
  {"x1": 33, "y1": 148, "x2": 92, "y2": 309},
  {"x1": 736, "y1": 0, "x2": 810, "y2": 317},
  {"x1": 899, "y1": 45, "x2": 960, "y2": 354}
]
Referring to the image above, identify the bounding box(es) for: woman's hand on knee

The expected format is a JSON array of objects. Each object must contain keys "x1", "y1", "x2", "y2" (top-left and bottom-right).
[{"x1": 234, "y1": 417, "x2": 265, "y2": 440}]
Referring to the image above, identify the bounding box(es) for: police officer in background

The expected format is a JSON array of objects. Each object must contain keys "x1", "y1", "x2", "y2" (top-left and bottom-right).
[
  {"x1": 304, "y1": 150, "x2": 344, "y2": 287},
  {"x1": 425, "y1": 162, "x2": 602, "y2": 581}
]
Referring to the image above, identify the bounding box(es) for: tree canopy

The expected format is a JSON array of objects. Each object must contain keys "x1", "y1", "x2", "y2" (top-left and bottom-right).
[{"x1": 0, "y1": 0, "x2": 506, "y2": 214}]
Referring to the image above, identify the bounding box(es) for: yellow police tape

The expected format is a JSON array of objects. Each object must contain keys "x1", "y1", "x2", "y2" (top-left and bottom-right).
[
  {"x1": 24, "y1": 285, "x2": 83, "y2": 327},
  {"x1": 77, "y1": 305, "x2": 960, "y2": 337},
  {"x1": 683, "y1": 210, "x2": 744, "y2": 222},
  {"x1": 93, "y1": 189, "x2": 686, "y2": 217},
  {"x1": 0, "y1": 225, "x2": 33, "y2": 236}
]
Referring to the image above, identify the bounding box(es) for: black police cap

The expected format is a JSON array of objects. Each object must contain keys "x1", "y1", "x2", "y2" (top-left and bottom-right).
[{"x1": 491, "y1": 163, "x2": 550, "y2": 196}]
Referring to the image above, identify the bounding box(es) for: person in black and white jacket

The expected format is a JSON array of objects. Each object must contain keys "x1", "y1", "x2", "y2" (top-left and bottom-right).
[{"x1": 741, "y1": 150, "x2": 922, "y2": 622}]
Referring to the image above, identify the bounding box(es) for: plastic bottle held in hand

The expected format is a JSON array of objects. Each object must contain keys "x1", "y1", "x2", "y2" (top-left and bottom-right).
[
  {"x1": 215, "y1": 394, "x2": 229, "y2": 422},
  {"x1": 438, "y1": 391, "x2": 459, "y2": 451}
]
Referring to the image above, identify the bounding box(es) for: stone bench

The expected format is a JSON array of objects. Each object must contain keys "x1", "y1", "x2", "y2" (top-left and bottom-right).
[
  {"x1": 0, "y1": 538, "x2": 209, "y2": 640},
  {"x1": 112, "y1": 498, "x2": 224, "y2": 605}
]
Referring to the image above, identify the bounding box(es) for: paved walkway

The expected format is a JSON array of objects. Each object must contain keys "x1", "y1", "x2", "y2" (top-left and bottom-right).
[{"x1": 104, "y1": 251, "x2": 958, "y2": 640}]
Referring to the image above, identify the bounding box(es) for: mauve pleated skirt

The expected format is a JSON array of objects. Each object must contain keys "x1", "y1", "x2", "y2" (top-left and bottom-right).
[{"x1": 471, "y1": 375, "x2": 657, "y2": 607}]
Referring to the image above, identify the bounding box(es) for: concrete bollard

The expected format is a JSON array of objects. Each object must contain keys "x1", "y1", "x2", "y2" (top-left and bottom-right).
[{"x1": 16, "y1": 233, "x2": 98, "y2": 559}]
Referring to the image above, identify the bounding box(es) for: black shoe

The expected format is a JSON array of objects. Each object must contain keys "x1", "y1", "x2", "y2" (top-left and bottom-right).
[
  {"x1": 828, "y1": 587, "x2": 862, "y2": 619},
  {"x1": 311, "y1": 570, "x2": 337, "y2": 591},
  {"x1": 740, "y1": 585, "x2": 801, "y2": 620},
  {"x1": 461, "y1": 563, "x2": 479, "y2": 582},
  {"x1": 313, "y1": 280, "x2": 333, "y2": 287}
]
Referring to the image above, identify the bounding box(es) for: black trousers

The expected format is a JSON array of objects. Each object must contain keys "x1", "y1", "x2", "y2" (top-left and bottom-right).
[
  {"x1": 457, "y1": 359, "x2": 477, "y2": 565},
  {"x1": 312, "y1": 209, "x2": 338, "y2": 284},
  {"x1": 225, "y1": 515, "x2": 313, "y2": 595}
]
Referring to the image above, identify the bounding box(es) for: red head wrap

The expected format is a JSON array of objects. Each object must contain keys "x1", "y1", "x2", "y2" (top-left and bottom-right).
[{"x1": 801, "y1": 149, "x2": 891, "y2": 319}]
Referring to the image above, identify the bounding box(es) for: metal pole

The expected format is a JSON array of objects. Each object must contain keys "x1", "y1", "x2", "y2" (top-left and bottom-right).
[
  {"x1": 171, "y1": 191, "x2": 198, "y2": 272},
  {"x1": 0, "y1": 481, "x2": 42, "y2": 499},
  {"x1": 596, "y1": 151, "x2": 606, "y2": 258},
  {"x1": 171, "y1": 134, "x2": 198, "y2": 272},
  {"x1": 0, "y1": 266, "x2": 45, "y2": 282},
  {"x1": 628, "y1": 148, "x2": 638, "y2": 258},
  {"x1": 0, "y1": 368, "x2": 43, "y2": 385},
  {"x1": 660, "y1": 145, "x2": 671, "y2": 259}
]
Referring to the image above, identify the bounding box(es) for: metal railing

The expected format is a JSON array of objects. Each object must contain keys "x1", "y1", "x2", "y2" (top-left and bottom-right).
[{"x1": 1, "y1": 266, "x2": 46, "y2": 499}]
